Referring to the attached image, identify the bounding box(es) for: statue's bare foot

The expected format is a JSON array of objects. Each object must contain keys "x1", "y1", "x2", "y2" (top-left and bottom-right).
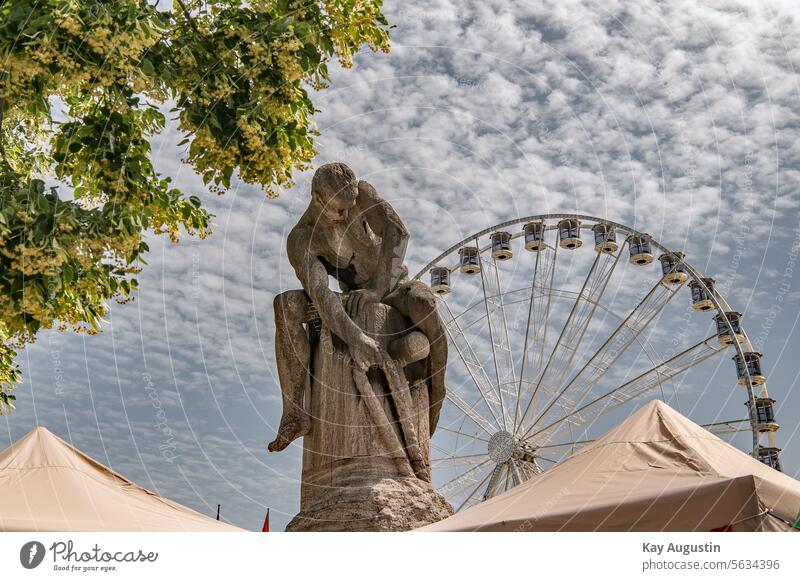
[{"x1": 267, "y1": 412, "x2": 311, "y2": 452}]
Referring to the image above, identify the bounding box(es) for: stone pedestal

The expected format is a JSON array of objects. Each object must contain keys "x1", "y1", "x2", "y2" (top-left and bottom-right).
[
  {"x1": 287, "y1": 473, "x2": 453, "y2": 532},
  {"x1": 286, "y1": 301, "x2": 453, "y2": 531}
]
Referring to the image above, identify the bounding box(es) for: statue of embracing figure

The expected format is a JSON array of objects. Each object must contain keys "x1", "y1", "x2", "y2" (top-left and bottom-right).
[{"x1": 268, "y1": 162, "x2": 453, "y2": 531}]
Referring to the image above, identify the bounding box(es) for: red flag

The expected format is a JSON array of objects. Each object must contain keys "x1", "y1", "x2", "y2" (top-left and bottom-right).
[{"x1": 262, "y1": 508, "x2": 270, "y2": 532}]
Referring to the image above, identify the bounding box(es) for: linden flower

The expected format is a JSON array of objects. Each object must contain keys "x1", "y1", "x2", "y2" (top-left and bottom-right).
[
  {"x1": 250, "y1": 42, "x2": 267, "y2": 58},
  {"x1": 20, "y1": 290, "x2": 49, "y2": 324},
  {"x1": 185, "y1": 127, "x2": 240, "y2": 170},
  {"x1": 56, "y1": 14, "x2": 82, "y2": 35},
  {"x1": 86, "y1": 28, "x2": 114, "y2": 55}
]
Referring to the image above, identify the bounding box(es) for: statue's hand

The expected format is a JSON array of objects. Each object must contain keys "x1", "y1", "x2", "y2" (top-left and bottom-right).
[
  {"x1": 349, "y1": 332, "x2": 384, "y2": 372},
  {"x1": 344, "y1": 289, "x2": 382, "y2": 316}
]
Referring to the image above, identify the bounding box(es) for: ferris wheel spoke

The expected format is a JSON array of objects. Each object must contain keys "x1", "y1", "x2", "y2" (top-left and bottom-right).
[
  {"x1": 457, "y1": 468, "x2": 496, "y2": 512},
  {"x1": 522, "y1": 459, "x2": 543, "y2": 477},
  {"x1": 446, "y1": 391, "x2": 497, "y2": 436},
  {"x1": 535, "y1": 438, "x2": 595, "y2": 450},
  {"x1": 510, "y1": 248, "x2": 557, "y2": 428},
  {"x1": 448, "y1": 308, "x2": 488, "y2": 335},
  {"x1": 702, "y1": 418, "x2": 751, "y2": 436},
  {"x1": 430, "y1": 442, "x2": 452, "y2": 458},
  {"x1": 447, "y1": 469, "x2": 494, "y2": 501},
  {"x1": 522, "y1": 272, "x2": 684, "y2": 437},
  {"x1": 515, "y1": 460, "x2": 534, "y2": 478},
  {"x1": 437, "y1": 458, "x2": 492, "y2": 497},
  {"x1": 515, "y1": 247, "x2": 542, "y2": 429},
  {"x1": 491, "y1": 254, "x2": 518, "y2": 424},
  {"x1": 528, "y1": 334, "x2": 725, "y2": 445},
  {"x1": 437, "y1": 425, "x2": 490, "y2": 443},
  {"x1": 430, "y1": 440, "x2": 480, "y2": 459},
  {"x1": 476, "y1": 243, "x2": 513, "y2": 429},
  {"x1": 431, "y1": 453, "x2": 489, "y2": 467},
  {"x1": 543, "y1": 247, "x2": 624, "y2": 391},
  {"x1": 440, "y1": 297, "x2": 505, "y2": 427},
  {"x1": 518, "y1": 247, "x2": 622, "y2": 433},
  {"x1": 531, "y1": 246, "x2": 558, "y2": 397},
  {"x1": 519, "y1": 251, "x2": 601, "y2": 428}
]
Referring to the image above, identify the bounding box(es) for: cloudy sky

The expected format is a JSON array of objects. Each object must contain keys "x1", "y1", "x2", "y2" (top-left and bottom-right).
[{"x1": 4, "y1": 0, "x2": 800, "y2": 531}]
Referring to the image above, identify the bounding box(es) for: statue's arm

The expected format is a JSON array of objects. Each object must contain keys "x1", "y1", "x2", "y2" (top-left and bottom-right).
[
  {"x1": 357, "y1": 180, "x2": 410, "y2": 297},
  {"x1": 287, "y1": 226, "x2": 365, "y2": 347}
]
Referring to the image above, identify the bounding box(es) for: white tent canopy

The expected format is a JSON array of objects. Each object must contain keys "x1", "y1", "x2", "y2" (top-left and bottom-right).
[
  {"x1": 422, "y1": 400, "x2": 800, "y2": 532},
  {"x1": 0, "y1": 427, "x2": 242, "y2": 531}
]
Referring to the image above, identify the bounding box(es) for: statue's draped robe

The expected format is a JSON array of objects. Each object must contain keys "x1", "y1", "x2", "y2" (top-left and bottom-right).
[{"x1": 287, "y1": 299, "x2": 452, "y2": 531}]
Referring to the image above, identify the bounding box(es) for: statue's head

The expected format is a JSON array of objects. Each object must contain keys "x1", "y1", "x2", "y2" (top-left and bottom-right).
[{"x1": 311, "y1": 162, "x2": 358, "y2": 222}]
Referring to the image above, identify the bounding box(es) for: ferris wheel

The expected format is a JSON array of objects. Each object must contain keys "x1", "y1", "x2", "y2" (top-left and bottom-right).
[{"x1": 416, "y1": 214, "x2": 782, "y2": 512}]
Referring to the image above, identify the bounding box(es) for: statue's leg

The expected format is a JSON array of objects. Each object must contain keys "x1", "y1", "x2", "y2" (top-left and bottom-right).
[
  {"x1": 381, "y1": 359, "x2": 430, "y2": 481},
  {"x1": 384, "y1": 281, "x2": 448, "y2": 436},
  {"x1": 268, "y1": 290, "x2": 313, "y2": 452}
]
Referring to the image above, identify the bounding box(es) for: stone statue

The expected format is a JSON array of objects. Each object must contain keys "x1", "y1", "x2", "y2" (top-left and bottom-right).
[{"x1": 268, "y1": 162, "x2": 453, "y2": 531}]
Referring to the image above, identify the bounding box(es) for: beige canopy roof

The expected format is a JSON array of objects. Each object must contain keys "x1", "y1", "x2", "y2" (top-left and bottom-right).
[
  {"x1": 422, "y1": 400, "x2": 800, "y2": 532},
  {"x1": 0, "y1": 427, "x2": 242, "y2": 531}
]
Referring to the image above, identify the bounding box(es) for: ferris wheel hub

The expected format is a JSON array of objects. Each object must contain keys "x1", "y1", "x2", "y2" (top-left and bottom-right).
[{"x1": 487, "y1": 430, "x2": 517, "y2": 463}]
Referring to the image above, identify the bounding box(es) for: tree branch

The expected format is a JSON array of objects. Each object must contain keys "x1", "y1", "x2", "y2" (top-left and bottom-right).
[
  {"x1": 175, "y1": 0, "x2": 200, "y2": 35},
  {"x1": 0, "y1": 72, "x2": 19, "y2": 184}
]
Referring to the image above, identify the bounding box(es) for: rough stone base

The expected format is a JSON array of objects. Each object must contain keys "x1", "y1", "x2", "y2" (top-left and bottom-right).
[{"x1": 286, "y1": 477, "x2": 454, "y2": 532}]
